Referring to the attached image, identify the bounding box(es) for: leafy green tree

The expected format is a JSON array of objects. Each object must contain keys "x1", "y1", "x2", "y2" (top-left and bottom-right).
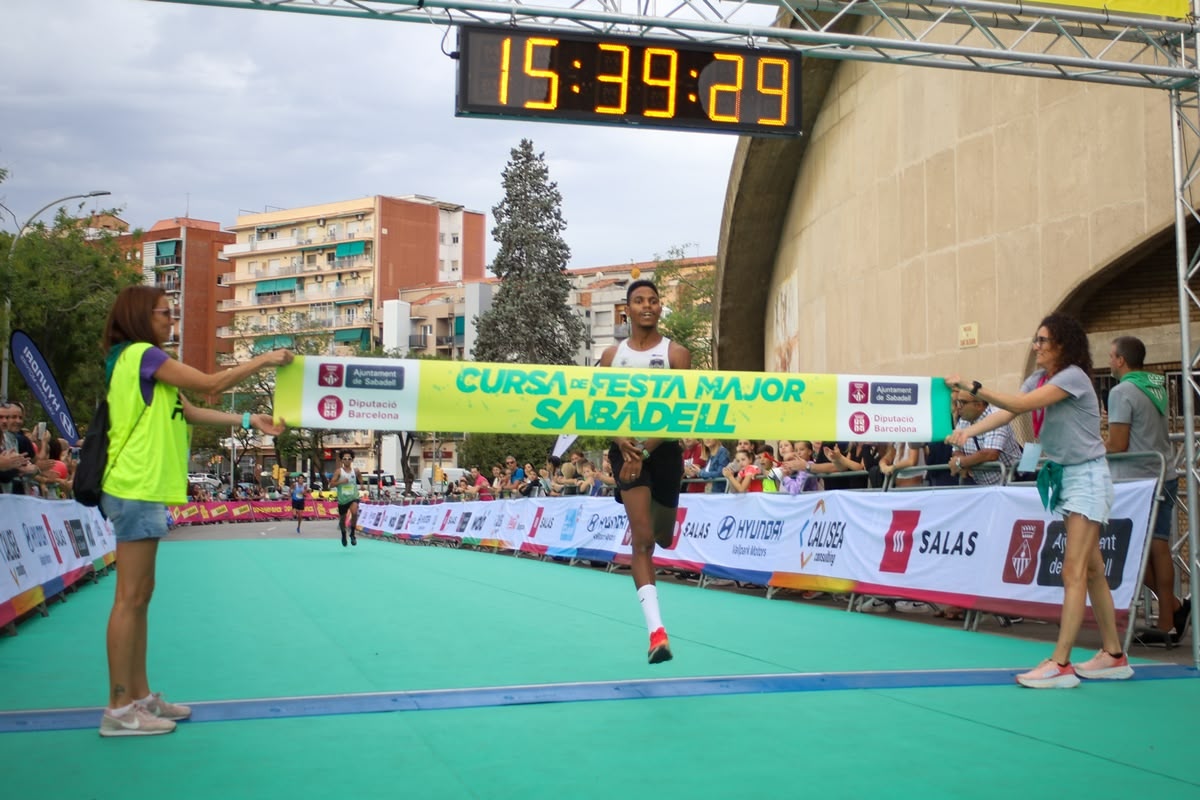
[
  {"x1": 473, "y1": 139, "x2": 588, "y2": 365},
  {"x1": 653, "y1": 245, "x2": 715, "y2": 371},
  {"x1": 1, "y1": 208, "x2": 143, "y2": 428}
]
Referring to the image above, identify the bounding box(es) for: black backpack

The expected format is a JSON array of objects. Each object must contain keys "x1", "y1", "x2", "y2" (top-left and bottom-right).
[
  {"x1": 73, "y1": 358, "x2": 149, "y2": 509},
  {"x1": 72, "y1": 398, "x2": 111, "y2": 508}
]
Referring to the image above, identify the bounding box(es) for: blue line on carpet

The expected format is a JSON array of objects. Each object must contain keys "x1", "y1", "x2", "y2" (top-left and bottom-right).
[{"x1": 3, "y1": 663, "x2": 1195, "y2": 733}]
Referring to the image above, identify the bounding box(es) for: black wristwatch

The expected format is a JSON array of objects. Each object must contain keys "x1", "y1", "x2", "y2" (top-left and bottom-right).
[{"x1": 970, "y1": 380, "x2": 982, "y2": 396}]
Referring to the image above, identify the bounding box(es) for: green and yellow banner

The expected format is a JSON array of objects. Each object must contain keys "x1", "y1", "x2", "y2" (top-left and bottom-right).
[
  {"x1": 1040, "y1": 0, "x2": 1188, "y2": 18},
  {"x1": 273, "y1": 356, "x2": 954, "y2": 442}
]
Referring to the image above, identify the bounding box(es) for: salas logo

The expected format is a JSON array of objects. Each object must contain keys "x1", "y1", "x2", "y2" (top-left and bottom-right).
[
  {"x1": 798, "y1": 498, "x2": 845, "y2": 569},
  {"x1": 672, "y1": 507, "x2": 707, "y2": 548},
  {"x1": 1003, "y1": 520, "x2": 1044, "y2": 584},
  {"x1": 527, "y1": 507, "x2": 546, "y2": 538},
  {"x1": 918, "y1": 529, "x2": 978, "y2": 556},
  {"x1": 878, "y1": 510, "x2": 920, "y2": 573}
]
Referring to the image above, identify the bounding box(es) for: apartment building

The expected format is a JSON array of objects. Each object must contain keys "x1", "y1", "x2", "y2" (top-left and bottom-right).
[
  {"x1": 217, "y1": 195, "x2": 485, "y2": 359},
  {"x1": 97, "y1": 217, "x2": 235, "y2": 374},
  {"x1": 381, "y1": 280, "x2": 496, "y2": 360}
]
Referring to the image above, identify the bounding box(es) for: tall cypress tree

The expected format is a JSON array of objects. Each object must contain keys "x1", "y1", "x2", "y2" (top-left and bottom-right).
[{"x1": 473, "y1": 139, "x2": 587, "y2": 364}]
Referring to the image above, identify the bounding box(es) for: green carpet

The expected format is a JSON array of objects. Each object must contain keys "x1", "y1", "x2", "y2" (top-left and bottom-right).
[{"x1": 2, "y1": 538, "x2": 1197, "y2": 799}]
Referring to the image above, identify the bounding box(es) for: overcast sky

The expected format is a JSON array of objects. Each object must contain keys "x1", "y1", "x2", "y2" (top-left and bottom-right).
[{"x1": 0, "y1": 0, "x2": 777, "y2": 270}]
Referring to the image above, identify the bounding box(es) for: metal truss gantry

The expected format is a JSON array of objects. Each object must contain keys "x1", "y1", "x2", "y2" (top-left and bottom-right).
[{"x1": 149, "y1": 0, "x2": 1200, "y2": 666}]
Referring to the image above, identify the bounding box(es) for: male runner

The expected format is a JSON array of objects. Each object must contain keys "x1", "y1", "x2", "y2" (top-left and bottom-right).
[
  {"x1": 329, "y1": 450, "x2": 361, "y2": 547},
  {"x1": 290, "y1": 474, "x2": 307, "y2": 534},
  {"x1": 599, "y1": 279, "x2": 691, "y2": 664}
]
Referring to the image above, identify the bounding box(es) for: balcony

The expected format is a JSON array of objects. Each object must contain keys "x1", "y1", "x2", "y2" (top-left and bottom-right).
[
  {"x1": 408, "y1": 335, "x2": 428, "y2": 348},
  {"x1": 435, "y1": 336, "x2": 455, "y2": 348},
  {"x1": 218, "y1": 281, "x2": 374, "y2": 312},
  {"x1": 153, "y1": 255, "x2": 182, "y2": 269},
  {"x1": 216, "y1": 308, "x2": 373, "y2": 339},
  {"x1": 613, "y1": 322, "x2": 631, "y2": 340},
  {"x1": 220, "y1": 259, "x2": 373, "y2": 286},
  {"x1": 221, "y1": 234, "x2": 302, "y2": 257}
]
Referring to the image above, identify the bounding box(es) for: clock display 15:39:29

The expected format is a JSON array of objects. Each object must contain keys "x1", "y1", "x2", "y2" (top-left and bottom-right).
[{"x1": 458, "y1": 27, "x2": 800, "y2": 136}]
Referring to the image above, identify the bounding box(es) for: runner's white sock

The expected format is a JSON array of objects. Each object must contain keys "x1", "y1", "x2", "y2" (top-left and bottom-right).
[
  {"x1": 637, "y1": 584, "x2": 664, "y2": 633},
  {"x1": 110, "y1": 702, "x2": 135, "y2": 716},
  {"x1": 136, "y1": 694, "x2": 155, "y2": 706}
]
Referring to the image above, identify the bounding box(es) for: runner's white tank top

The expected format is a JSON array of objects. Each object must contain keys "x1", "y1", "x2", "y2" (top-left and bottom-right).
[{"x1": 613, "y1": 336, "x2": 673, "y2": 369}]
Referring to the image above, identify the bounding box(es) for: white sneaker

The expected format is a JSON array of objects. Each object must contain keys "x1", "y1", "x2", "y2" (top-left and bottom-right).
[
  {"x1": 98, "y1": 706, "x2": 177, "y2": 737},
  {"x1": 857, "y1": 596, "x2": 893, "y2": 613},
  {"x1": 894, "y1": 600, "x2": 935, "y2": 614}
]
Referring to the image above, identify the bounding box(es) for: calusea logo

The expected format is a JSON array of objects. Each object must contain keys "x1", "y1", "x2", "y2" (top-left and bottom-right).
[{"x1": 798, "y1": 499, "x2": 846, "y2": 569}]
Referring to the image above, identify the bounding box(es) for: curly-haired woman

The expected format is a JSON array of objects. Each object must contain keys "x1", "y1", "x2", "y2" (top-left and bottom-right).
[{"x1": 947, "y1": 313, "x2": 1131, "y2": 689}]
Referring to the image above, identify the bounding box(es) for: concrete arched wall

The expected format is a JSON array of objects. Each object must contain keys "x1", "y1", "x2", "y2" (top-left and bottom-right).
[{"x1": 717, "y1": 49, "x2": 1178, "y2": 392}]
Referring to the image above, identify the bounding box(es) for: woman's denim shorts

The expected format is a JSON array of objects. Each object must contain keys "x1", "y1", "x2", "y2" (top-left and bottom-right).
[
  {"x1": 1056, "y1": 456, "x2": 1114, "y2": 524},
  {"x1": 101, "y1": 493, "x2": 170, "y2": 543}
]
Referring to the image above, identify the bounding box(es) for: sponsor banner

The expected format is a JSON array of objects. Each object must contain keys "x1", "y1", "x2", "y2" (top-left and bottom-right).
[
  {"x1": 518, "y1": 499, "x2": 583, "y2": 554},
  {"x1": 1038, "y1": 0, "x2": 1187, "y2": 20},
  {"x1": 167, "y1": 500, "x2": 341, "y2": 524},
  {"x1": 677, "y1": 494, "x2": 804, "y2": 573},
  {"x1": 11, "y1": 330, "x2": 79, "y2": 444},
  {"x1": 274, "y1": 356, "x2": 952, "y2": 442},
  {"x1": 356, "y1": 478, "x2": 1155, "y2": 617},
  {"x1": 0, "y1": 495, "x2": 114, "y2": 615}
]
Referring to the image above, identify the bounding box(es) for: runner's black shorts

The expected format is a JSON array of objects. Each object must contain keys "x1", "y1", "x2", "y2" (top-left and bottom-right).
[
  {"x1": 291, "y1": 499, "x2": 305, "y2": 511},
  {"x1": 608, "y1": 441, "x2": 683, "y2": 509},
  {"x1": 338, "y1": 500, "x2": 358, "y2": 516}
]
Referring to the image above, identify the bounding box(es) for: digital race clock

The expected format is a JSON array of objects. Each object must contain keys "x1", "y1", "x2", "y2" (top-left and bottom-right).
[{"x1": 456, "y1": 26, "x2": 802, "y2": 137}]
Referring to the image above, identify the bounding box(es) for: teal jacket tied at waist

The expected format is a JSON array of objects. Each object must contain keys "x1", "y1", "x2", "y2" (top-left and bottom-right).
[{"x1": 1036, "y1": 461, "x2": 1064, "y2": 512}]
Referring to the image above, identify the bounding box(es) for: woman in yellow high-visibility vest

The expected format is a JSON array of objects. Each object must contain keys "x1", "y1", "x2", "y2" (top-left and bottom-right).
[{"x1": 98, "y1": 285, "x2": 291, "y2": 737}]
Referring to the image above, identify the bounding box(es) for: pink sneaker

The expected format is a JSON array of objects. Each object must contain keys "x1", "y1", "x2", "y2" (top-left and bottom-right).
[
  {"x1": 1015, "y1": 658, "x2": 1080, "y2": 689},
  {"x1": 1075, "y1": 650, "x2": 1133, "y2": 680},
  {"x1": 98, "y1": 706, "x2": 176, "y2": 737},
  {"x1": 138, "y1": 692, "x2": 192, "y2": 720}
]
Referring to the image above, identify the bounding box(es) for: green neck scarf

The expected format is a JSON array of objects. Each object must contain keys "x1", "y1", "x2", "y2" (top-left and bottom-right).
[
  {"x1": 1120, "y1": 371, "x2": 1167, "y2": 416},
  {"x1": 104, "y1": 342, "x2": 131, "y2": 387}
]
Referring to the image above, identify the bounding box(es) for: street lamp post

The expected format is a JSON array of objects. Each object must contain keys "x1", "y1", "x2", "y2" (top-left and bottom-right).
[{"x1": 2, "y1": 190, "x2": 111, "y2": 402}]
